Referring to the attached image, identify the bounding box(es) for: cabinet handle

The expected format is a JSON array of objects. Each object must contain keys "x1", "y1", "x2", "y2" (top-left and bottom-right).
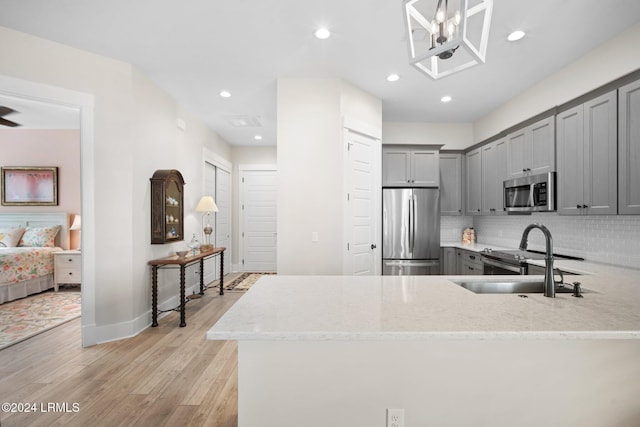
[
  {"x1": 576, "y1": 204, "x2": 581, "y2": 209},
  {"x1": 469, "y1": 255, "x2": 476, "y2": 260},
  {"x1": 67, "y1": 258, "x2": 74, "y2": 262},
  {"x1": 68, "y1": 272, "x2": 73, "y2": 276},
  {"x1": 582, "y1": 205, "x2": 589, "y2": 209}
]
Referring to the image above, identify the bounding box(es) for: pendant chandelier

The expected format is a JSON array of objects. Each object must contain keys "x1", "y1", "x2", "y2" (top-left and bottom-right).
[{"x1": 403, "y1": 0, "x2": 493, "y2": 80}]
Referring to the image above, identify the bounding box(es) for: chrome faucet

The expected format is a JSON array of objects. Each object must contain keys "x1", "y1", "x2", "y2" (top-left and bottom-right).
[{"x1": 519, "y1": 223, "x2": 556, "y2": 298}]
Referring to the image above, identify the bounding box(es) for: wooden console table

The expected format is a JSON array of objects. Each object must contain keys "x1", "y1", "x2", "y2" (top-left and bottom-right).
[{"x1": 148, "y1": 247, "x2": 225, "y2": 327}]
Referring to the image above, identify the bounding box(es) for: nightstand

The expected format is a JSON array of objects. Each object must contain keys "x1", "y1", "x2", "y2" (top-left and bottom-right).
[{"x1": 54, "y1": 250, "x2": 82, "y2": 291}]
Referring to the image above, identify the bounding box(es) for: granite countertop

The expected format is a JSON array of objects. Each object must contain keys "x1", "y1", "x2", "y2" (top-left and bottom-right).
[{"x1": 207, "y1": 261, "x2": 640, "y2": 341}]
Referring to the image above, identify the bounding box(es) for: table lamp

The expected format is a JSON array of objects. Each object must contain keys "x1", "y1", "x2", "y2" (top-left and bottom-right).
[
  {"x1": 195, "y1": 196, "x2": 218, "y2": 252},
  {"x1": 69, "y1": 214, "x2": 82, "y2": 250}
]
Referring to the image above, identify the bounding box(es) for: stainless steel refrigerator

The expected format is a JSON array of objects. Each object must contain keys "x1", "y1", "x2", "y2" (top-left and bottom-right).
[{"x1": 382, "y1": 188, "x2": 440, "y2": 275}]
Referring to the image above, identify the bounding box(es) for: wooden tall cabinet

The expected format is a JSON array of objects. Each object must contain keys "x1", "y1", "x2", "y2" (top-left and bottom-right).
[
  {"x1": 619, "y1": 79, "x2": 640, "y2": 214},
  {"x1": 150, "y1": 169, "x2": 186, "y2": 244},
  {"x1": 557, "y1": 90, "x2": 617, "y2": 215}
]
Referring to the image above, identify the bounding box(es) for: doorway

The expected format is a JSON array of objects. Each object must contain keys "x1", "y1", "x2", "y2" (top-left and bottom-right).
[{"x1": 0, "y1": 74, "x2": 95, "y2": 347}]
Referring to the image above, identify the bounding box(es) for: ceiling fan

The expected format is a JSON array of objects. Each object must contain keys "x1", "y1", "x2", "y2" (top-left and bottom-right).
[{"x1": 0, "y1": 106, "x2": 21, "y2": 127}]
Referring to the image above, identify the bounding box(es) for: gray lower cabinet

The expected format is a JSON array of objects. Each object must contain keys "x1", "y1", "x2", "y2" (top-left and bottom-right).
[
  {"x1": 440, "y1": 153, "x2": 463, "y2": 215},
  {"x1": 457, "y1": 249, "x2": 483, "y2": 275},
  {"x1": 441, "y1": 247, "x2": 457, "y2": 275},
  {"x1": 557, "y1": 90, "x2": 617, "y2": 215},
  {"x1": 465, "y1": 148, "x2": 482, "y2": 215},
  {"x1": 481, "y1": 138, "x2": 507, "y2": 215},
  {"x1": 619, "y1": 79, "x2": 640, "y2": 214}
]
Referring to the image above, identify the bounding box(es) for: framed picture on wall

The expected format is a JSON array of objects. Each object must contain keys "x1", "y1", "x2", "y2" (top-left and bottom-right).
[{"x1": 1, "y1": 166, "x2": 58, "y2": 206}]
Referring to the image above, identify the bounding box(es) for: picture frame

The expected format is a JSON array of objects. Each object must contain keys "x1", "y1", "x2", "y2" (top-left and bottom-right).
[{"x1": 1, "y1": 166, "x2": 58, "y2": 206}]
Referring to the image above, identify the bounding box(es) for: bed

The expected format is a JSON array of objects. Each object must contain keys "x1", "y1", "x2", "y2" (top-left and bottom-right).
[{"x1": 0, "y1": 213, "x2": 70, "y2": 304}]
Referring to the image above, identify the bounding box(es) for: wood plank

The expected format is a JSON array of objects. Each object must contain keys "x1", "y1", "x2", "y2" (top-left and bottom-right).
[{"x1": 0, "y1": 276, "x2": 244, "y2": 427}]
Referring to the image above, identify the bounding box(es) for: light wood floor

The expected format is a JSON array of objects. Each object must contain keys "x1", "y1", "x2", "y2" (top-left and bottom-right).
[{"x1": 0, "y1": 276, "x2": 245, "y2": 427}]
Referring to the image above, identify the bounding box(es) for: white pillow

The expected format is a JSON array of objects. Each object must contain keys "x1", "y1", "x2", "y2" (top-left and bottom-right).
[{"x1": 0, "y1": 227, "x2": 26, "y2": 247}]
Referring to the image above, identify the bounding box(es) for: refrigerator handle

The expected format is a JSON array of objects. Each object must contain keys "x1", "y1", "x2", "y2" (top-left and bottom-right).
[
  {"x1": 408, "y1": 196, "x2": 414, "y2": 253},
  {"x1": 407, "y1": 196, "x2": 411, "y2": 253},
  {"x1": 412, "y1": 194, "x2": 417, "y2": 252}
]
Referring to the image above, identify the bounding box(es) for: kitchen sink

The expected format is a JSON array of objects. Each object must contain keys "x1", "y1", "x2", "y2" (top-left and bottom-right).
[{"x1": 453, "y1": 280, "x2": 578, "y2": 294}]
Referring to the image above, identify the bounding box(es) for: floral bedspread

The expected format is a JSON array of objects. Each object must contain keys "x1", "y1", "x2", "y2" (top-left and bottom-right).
[{"x1": 0, "y1": 247, "x2": 61, "y2": 285}]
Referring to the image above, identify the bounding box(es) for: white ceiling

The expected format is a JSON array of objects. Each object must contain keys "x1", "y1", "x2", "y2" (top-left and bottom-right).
[{"x1": 1, "y1": 0, "x2": 639, "y2": 144}]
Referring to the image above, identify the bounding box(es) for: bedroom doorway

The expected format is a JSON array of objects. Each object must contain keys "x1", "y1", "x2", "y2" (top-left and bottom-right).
[{"x1": 0, "y1": 74, "x2": 95, "y2": 347}]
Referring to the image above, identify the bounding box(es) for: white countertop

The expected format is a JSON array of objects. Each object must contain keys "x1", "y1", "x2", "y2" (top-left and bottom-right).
[{"x1": 207, "y1": 260, "x2": 640, "y2": 341}]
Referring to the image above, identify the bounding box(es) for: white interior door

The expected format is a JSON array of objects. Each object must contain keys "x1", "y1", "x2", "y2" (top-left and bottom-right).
[
  {"x1": 241, "y1": 169, "x2": 277, "y2": 272},
  {"x1": 345, "y1": 130, "x2": 379, "y2": 275}
]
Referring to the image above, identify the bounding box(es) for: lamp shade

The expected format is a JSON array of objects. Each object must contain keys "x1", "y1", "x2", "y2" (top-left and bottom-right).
[
  {"x1": 195, "y1": 196, "x2": 219, "y2": 213},
  {"x1": 69, "y1": 214, "x2": 82, "y2": 231}
]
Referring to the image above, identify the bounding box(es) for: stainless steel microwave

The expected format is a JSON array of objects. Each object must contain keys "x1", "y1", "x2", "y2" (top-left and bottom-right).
[{"x1": 504, "y1": 172, "x2": 556, "y2": 213}]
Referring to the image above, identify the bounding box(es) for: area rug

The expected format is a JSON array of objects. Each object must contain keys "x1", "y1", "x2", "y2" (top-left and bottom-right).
[
  {"x1": 225, "y1": 272, "x2": 275, "y2": 291},
  {"x1": 0, "y1": 290, "x2": 81, "y2": 350}
]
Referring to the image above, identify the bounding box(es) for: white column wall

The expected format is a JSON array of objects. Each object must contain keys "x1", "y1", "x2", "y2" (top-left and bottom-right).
[{"x1": 276, "y1": 78, "x2": 381, "y2": 275}]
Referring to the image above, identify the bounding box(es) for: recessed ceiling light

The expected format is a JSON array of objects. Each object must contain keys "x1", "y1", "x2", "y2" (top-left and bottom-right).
[
  {"x1": 219, "y1": 90, "x2": 231, "y2": 98},
  {"x1": 507, "y1": 30, "x2": 526, "y2": 42},
  {"x1": 315, "y1": 28, "x2": 331, "y2": 39},
  {"x1": 387, "y1": 74, "x2": 400, "y2": 82},
  {"x1": 254, "y1": 135, "x2": 263, "y2": 140},
  {"x1": 441, "y1": 95, "x2": 452, "y2": 103}
]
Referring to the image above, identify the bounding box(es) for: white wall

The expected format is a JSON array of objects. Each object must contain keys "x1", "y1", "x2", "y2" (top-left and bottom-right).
[
  {"x1": 276, "y1": 78, "x2": 381, "y2": 274},
  {"x1": 0, "y1": 26, "x2": 232, "y2": 343},
  {"x1": 474, "y1": 21, "x2": 640, "y2": 143},
  {"x1": 382, "y1": 121, "x2": 473, "y2": 149}
]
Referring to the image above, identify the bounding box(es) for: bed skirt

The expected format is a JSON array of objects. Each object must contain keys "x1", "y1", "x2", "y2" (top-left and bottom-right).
[{"x1": 0, "y1": 274, "x2": 55, "y2": 304}]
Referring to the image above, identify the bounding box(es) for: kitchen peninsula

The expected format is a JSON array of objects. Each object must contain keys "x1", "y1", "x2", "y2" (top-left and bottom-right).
[{"x1": 207, "y1": 269, "x2": 640, "y2": 427}]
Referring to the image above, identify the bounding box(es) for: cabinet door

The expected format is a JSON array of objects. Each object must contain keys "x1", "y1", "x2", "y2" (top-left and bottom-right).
[
  {"x1": 440, "y1": 153, "x2": 462, "y2": 215},
  {"x1": 441, "y1": 247, "x2": 457, "y2": 275},
  {"x1": 382, "y1": 149, "x2": 411, "y2": 186},
  {"x1": 584, "y1": 91, "x2": 617, "y2": 215},
  {"x1": 528, "y1": 116, "x2": 556, "y2": 175},
  {"x1": 411, "y1": 150, "x2": 439, "y2": 186},
  {"x1": 481, "y1": 142, "x2": 497, "y2": 215},
  {"x1": 494, "y1": 138, "x2": 508, "y2": 213},
  {"x1": 619, "y1": 79, "x2": 640, "y2": 214},
  {"x1": 506, "y1": 129, "x2": 527, "y2": 179},
  {"x1": 480, "y1": 138, "x2": 507, "y2": 215},
  {"x1": 557, "y1": 105, "x2": 585, "y2": 215},
  {"x1": 465, "y1": 148, "x2": 482, "y2": 215}
]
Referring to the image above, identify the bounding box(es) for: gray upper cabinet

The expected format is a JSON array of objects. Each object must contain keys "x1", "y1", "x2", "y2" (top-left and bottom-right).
[
  {"x1": 506, "y1": 116, "x2": 555, "y2": 179},
  {"x1": 481, "y1": 138, "x2": 507, "y2": 215},
  {"x1": 557, "y1": 90, "x2": 617, "y2": 215},
  {"x1": 619, "y1": 79, "x2": 640, "y2": 214},
  {"x1": 465, "y1": 147, "x2": 482, "y2": 215},
  {"x1": 439, "y1": 153, "x2": 463, "y2": 215},
  {"x1": 382, "y1": 145, "x2": 439, "y2": 187}
]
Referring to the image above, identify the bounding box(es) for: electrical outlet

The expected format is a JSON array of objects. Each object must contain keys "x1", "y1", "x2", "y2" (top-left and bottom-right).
[
  {"x1": 311, "y1": 232, "x2": 319, "y2": 242},
  {"x1": 387, "y1": 408, "x2": 404, "y2": 427}
]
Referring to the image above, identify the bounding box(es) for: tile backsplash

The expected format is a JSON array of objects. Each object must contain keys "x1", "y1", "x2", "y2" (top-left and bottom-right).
[{"x1": 443, "y1": 214, "x2": 640, "y2": 269}]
